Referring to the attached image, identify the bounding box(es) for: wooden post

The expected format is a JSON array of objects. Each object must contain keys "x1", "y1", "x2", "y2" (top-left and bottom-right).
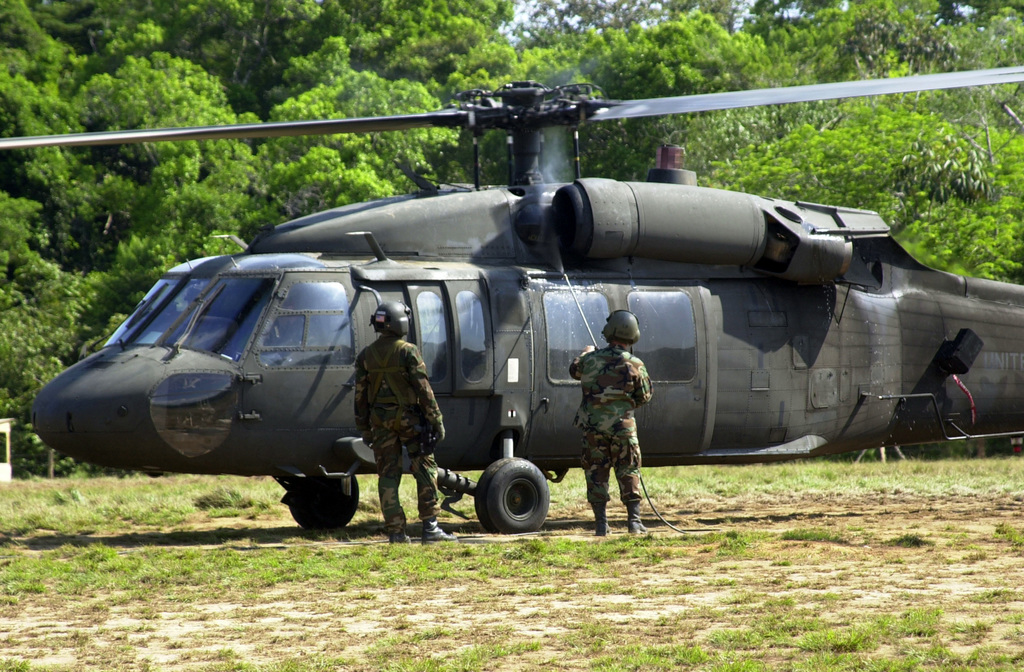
[{"x1": 0, "y1": 418, "x2": 12, "y2": 482}]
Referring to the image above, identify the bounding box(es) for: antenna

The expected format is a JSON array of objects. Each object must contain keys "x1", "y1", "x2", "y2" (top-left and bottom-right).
[{"x1": 347, "y1": 231, "x2": 389, "y2": 262}]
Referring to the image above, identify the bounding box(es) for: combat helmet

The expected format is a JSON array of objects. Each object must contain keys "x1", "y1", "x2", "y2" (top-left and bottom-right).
[
  {"x1": 602, "y1": 310, "x2": 640, "y2": 345},
  {"x1": 371, "y1": 300, "x2": 411, "y2": 336}
]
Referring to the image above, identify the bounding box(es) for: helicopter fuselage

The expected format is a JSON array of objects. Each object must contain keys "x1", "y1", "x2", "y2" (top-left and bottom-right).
[{"x1": 31, "y1": 180, "x2": 1024, "y2": 530}]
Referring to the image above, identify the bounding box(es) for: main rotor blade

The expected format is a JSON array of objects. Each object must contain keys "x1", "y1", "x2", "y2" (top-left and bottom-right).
[
  {"x1": 0, "y1": 110, "x2": 467, "y2": 150},
  {"x1": 590, "y1": 66, "x2": 1024, "y2": 121}
]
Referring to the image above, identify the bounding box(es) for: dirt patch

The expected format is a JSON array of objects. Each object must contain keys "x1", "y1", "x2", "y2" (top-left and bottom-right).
[{"x1": 4, "y1": 491, "x2": 1024, "y2": 670}]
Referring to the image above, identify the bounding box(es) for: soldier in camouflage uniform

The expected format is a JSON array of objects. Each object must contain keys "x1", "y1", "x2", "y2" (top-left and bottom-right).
[
  {"x1": 569, "y1": 310, "x2": 653, "y2": 536},
  {"x1": 354, "y1": 300, "x2": 457, "y2": 544}
]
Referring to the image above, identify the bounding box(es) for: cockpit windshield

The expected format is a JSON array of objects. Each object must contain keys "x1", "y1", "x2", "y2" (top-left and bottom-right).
[
  {"x1": 106, "y1": 275, "x2": 274, "y2": 361},
  {"x1": 106, "y1": 277, "x2": 210, "y2": 347},
  {"x1": 165, "y1": 277, "x2": 274, "y2": 360}
]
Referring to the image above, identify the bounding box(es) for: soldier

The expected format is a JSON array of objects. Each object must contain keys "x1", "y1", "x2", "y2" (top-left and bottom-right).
[
  {"x1": 569, "y1": 310, "x2": 653, "y2": 536},
  {"x1": 355, "y1": 300, "x2": 457, "y2": 544}
]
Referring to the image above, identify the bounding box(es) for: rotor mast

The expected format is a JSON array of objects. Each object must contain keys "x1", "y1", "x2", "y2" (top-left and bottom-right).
[
  {"x1": 496, "y1": 83, "x2": 548, "y2": 186},
  {"x1": 458, "y1": 82, "x2": 606, "y2": 187}
]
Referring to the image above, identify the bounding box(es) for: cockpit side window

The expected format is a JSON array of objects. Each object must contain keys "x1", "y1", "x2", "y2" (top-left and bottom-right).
[
  {"x1": 456, "y1": 290, "x2": 487, "y2": 383},
  {"x1": 416, "y1": 291, "x2": 448, "y2": 383},
  {"x1": 214, "y1": 279, "x2": 274, "y2": 361},
  {"x1": 257, "y1": 281, "x2": 354, "y2": 368}
]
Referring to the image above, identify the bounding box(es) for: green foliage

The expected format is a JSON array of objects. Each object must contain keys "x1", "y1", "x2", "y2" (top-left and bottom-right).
[
  {"x1": 565, "y1": 15, "x2": 774, "y2": 181},
  {"x1": 896, "y1": 607, "x2": 943, "y2": 637},
  {"x1": 326, "y1": 0, "x2": 515, "y2": 86},
  {"x1": 3, "y1": 0, "x2": 1024, "y2": 476},
  {"x1": 993, "y1": 523, "x2": 1024, "y2": 547},
  {"x1": 0, "y1": 192, "x2": 89, "y2": 475},
  {"x1": 709, "y1": 101, "x2": 1024, "y2": 282},
  {"x1": 258, "y1": 68, "x2": 460, "y2": 215},
  {"x1": 798, "y1": 626, "x2": 878, "y2": 654},
  {"x1": 1, "y1": 0, "x2": 74, "y2": 83},
  {"x1": 781, "y1": 528, "x2": 847, "y2": 544},
  {"x1": 886, "y1": 533, "x2": 933, "y2": 548}
]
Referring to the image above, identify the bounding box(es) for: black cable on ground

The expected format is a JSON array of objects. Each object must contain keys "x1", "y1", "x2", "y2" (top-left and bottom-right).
[{"x1": 638, "y1": 468, "x2": 697, "y2": 534}]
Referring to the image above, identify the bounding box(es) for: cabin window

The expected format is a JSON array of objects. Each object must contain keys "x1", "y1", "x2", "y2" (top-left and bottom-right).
[
  {"x1": 416, "y1": 291, "x2": 448, "y2": 383},
  {"x1": 257, "y1": 282, "x2": 354, "y2": 368},
  {"x1": 543, "y1": 290, "x2": 609, "y2": 380},
  {"x1": 627, "y1": 291, "x2": 697, "y2": 381},
  {"x1": 456, "y1": 291, "x2": 487, "y2": 383}
]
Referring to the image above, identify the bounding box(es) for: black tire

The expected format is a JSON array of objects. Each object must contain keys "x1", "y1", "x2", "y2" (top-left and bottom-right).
[
  {"x1": 475, "y1": 458, "x2": 549, "y2": 534},
  {"x1": 279, "y1": 475, "x2": 360, "y2": 530},
  {"x1": 473, "y1": 458, "x2": 507, "y2": 533}
]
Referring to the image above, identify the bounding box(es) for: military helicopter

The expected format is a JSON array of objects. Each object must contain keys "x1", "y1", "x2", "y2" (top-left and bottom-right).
[{"x1": 5, "y1": 66, "x2": 1024, "y2": 534}]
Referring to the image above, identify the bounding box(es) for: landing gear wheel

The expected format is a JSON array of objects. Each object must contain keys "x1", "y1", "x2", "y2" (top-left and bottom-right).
[
  {"x1": 277, "y1": 475, "x2": 360, "y2": 530},
  {"x1": 474, "y1": 460, "x2": 502, "y2": 533},
  {"x1": 473, "y1": 458, "x2": 550, "y2": 534}
]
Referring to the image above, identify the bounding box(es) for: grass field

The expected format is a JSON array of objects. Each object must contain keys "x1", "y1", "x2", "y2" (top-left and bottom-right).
[{"x1": 2, "y1": 458, "x2": 1024, "y2": 671}]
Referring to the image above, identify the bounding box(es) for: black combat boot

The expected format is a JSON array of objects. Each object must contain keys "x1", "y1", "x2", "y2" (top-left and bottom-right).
[
  {"x1": 388, "y1": 530, "x2": 411, "y2": 544},
  {"x1": 626, "y1": 500, "x2": 648, "y2": 534},
  {"x1": 421, "y1": 517, "x2": 457, "y2": 544},
  {"x1": 592, "y1": 502, "x2": 608, "y2": 537}
]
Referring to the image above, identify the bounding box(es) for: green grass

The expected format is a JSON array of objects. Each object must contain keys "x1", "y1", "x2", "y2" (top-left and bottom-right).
[
  {"x1": 4, "y1": 458, "x2": 1024, "y2": 538},
  {"x1": 4, "y1": 458, "x2": 1024, "y2": 670}
]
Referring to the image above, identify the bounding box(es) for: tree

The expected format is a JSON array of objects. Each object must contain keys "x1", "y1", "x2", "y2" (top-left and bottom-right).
[
  {"x1": 2, "y1": 0, "x2": 74, "y2": 83},
  {"x1": 258, "y1": 68, "x2": 461, "y2": 217},
  {"x1": 42, "y1": 53, "x2": 260, "y2": 272},
  {"x1": 314, "y1": 0, "x2": 515, "y2": 91},
  {"x1": 0, "y1": 192, "x2": 89, "y2": 475},
  {"x1": 935, "y1": 0, "x2": 1024, "y2": 25},
  {"x1": 750, "y1": 0, "x2": 958, "y2": 83},
  {"x1": 748, "y1": 0, "x2": 846, "y2": 32},
  {"x1": 514, "y1": 0, "x2": 668, "y2": 45},
  {"x1": 707, "y1": 101, "x2": 1024, "y2": 282},
  {"x1": 535, "y1": 15, "x2": 773, "y2": 181}
]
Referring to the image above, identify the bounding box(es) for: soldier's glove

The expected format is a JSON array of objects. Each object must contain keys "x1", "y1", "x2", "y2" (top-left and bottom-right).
[
  {"x1": 415, "y1": 420, "x2": 444, "y2": 456},
  {"x1": 360, "y1": 431, "x2": 373, "y2": 448},
  {"x1": 417, "y1": 422, "x2": 440, "y2": 456}
]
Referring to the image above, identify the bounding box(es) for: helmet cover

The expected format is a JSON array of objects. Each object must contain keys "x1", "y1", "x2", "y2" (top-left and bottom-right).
[
  {"x1": 601, "y1": 310, "x2": 640, "y2": 345},
  {"x1": 371, "y1": 300, "x2": 411, "y2": 336}
]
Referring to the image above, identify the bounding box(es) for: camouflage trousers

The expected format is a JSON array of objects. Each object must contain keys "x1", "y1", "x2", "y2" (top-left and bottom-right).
[
  {"x1": 369, "y1": 405, "x2": 440, "y2": 533},
  {"x1": 580, "y1": 430, "x2": 642, "y2": 505}
]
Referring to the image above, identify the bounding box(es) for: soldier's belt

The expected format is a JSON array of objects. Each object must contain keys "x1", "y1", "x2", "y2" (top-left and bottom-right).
[{"x1": 372, "y1": 403, "x2": 424, "y2": 412}]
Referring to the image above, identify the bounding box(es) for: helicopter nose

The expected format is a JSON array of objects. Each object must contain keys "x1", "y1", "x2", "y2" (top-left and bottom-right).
[{"x1": 32, "y1": 348, "x2": 239, "y2": 470}]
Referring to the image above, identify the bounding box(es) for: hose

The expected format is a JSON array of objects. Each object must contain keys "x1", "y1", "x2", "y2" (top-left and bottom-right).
[
  {"x1": 562, "y1": 272, "x2": 692, "y2": 535},
  {"x1": 638, "y1": 468, "x2": 693, "y2": 534}
]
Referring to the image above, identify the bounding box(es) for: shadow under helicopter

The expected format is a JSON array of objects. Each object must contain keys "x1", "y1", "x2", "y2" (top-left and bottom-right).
[{"x1": 1, "y1": 509, "x2": 881, "y2": 553}]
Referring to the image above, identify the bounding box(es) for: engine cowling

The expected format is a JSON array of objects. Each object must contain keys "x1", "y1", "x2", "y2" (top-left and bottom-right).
[{"x1": 552, "y1": 178, "x2": 853, "y2": 283}]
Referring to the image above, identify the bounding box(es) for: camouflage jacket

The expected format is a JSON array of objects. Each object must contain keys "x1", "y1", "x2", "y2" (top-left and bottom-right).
[
  {"x1": 569, "y1": 345, "x2": 652, "y2": 436},
  {"x1": 354, "y1": 334, "x2": 443, "y2": 432}
]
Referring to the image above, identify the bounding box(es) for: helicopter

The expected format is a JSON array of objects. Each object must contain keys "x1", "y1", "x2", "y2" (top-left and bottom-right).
[{"x1": 5, "y1": 66, "x2": 1024, "y2": 534}]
